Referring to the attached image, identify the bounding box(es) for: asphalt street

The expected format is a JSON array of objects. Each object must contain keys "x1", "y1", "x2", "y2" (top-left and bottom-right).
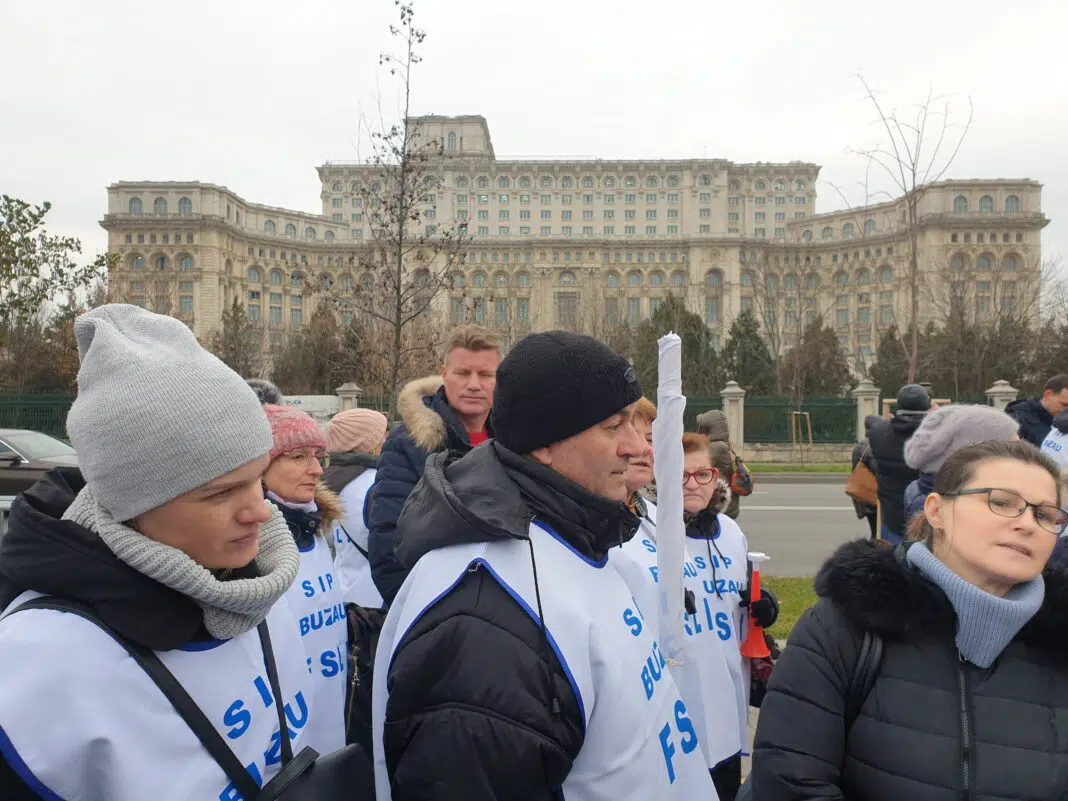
[{"x1": 736, "y1": 478, "x2": 865, "y2": 577}]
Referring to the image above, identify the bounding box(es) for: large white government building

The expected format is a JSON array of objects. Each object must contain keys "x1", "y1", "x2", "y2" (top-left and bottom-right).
[{"x1": 100, "y1": 115, "x2": 1048, "y2": 366}]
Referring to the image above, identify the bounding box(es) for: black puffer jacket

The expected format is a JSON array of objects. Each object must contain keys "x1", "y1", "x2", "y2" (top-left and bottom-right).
[
  {"x1": 1005, "y1": 396, "x2": 1054, "y2": 448},
  {"x1": 751, "y1": 539, "x2": 1068, "y2": 801},
  {"x1": 382, "y1": 441, "x2": 640, "y2": 801},
  {"x1": 868, "y1": 413, "x2": 924, "y2": 534}
]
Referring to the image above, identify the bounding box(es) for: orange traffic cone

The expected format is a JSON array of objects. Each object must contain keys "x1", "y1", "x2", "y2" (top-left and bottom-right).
[{"x1": 740, "y1": 552, "x2": 771, "y2": 659}]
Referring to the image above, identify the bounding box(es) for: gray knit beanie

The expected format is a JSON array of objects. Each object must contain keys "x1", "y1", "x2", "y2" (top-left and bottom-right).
[
  {"x1": 66, "y1": 304, "x2": 274, "y2": 521},
  {"x1": 904, "y1": 404, "x2": 1020, "y2": 473},
  {"x1": 696, "y1": 409, "x2": 731, "y2": 444}
]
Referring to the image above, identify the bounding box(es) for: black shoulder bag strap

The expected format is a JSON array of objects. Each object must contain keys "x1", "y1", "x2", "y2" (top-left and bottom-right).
[
  {"x1": 13, "y1": 597, "x2": 264, "y2": 801},
  {"x1": 336, "y1": 523, "x2": 369, "y2": 559},
  {"x1": 846, "y1": 629, "x2": 884, "y2": 729}
]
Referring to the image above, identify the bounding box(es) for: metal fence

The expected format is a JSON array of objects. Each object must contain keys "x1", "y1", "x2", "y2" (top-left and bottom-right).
[
  {"x1": 0, "y1": 396, "x2": 75, "y2": 439},
  {"x1": 744, "y1": 396, "x2": 857, "y2": 443},
  {"x1": 683, "y1": 397, "x2": 723, "y2": 431}
]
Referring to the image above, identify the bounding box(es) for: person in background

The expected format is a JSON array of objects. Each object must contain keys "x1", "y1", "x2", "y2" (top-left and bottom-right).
[
  {"x1": 323, "y1": 408, "x2": 389, "y2": 608},
  {"x1": 628, "y1": 397, "x2": 657, "y2": 506},
  {"x1": 1006, "y1": 374, "x2": 1068, "y2": 447},
  {"x1": 0, "y1": 305, "x2": 325, "y2": 800},
  {"x1": 851, "y1": 415, "x2": 881, "y2": 540},
  {"x1": 751, "y1": 440, "x2": 1068, "y2": 801},
  {"x1": 903, "y1": 404, "x2": 1020, "y2": 524},
  {"x1": 247, "y1": 377, "x2": 284, "y2": 405},
  {"x1": 868, "y1": 384, "x2": 931, "y2": 544},
  {"x1": 262, "y1": 404, "x2": 348, "y2": 756},
  {"x1": 696, "y1": 409, "x2": 742, "y2": 519},
  {"x1": 368, "y1": 324, "x2": 500, "y2": 606},
  {"x1": 373, "y1": 331, "x2": 715, "y2": 800},
  {"x1": 1041, "y1": 410, "x2": 1068, "y2": 469}
]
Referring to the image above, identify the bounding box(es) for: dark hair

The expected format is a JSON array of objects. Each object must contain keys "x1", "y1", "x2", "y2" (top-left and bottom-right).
[
  {"x1": 1046, "y1": 374, "x2": 1068, "y2": 394},
  {"x1": 906, "y1": 439, "x2": 1063, "y2": 543},
  {"x1": 247, "y1": 378, "x2": 283, "y2": 405}
]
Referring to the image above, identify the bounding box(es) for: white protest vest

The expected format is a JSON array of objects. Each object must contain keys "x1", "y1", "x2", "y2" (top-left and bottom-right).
[
  {"x1": 685, "y1": 515, "x2": 751, "y2": 751},
  {"x1": 285, "y1": 533, "x2": 348, "y2": 755},
  {"x1": 372, "y1": 521, "x2": 716, "y2": 801},
  {"x1": 1042, "y1": 427, "x2": 1068, "y2": 468},
  {"x1": 332, "y1": 469, "x2": 384, "y2": 608},
  {"x1": 616, "y1": 502, "x2": 745, "y2": 769},
  {"x1": 0, "y1": 591, "x2": 315, "y2": 801}
]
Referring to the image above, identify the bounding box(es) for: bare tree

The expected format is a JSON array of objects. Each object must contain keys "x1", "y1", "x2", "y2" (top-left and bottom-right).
[{"x1": 841, "y1": 75, "x2": 974, "y2": 382}]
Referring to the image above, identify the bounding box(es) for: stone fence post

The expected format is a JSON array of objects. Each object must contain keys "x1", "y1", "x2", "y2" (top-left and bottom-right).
[
  {"x1": 335, "y1": 382, "x2": 363, "y2": 412},
  {"x1": 720, "y1": 381, "x2": 746, "y2": 452},
  {"x1": 986, "y1": 380, "x2": 1019, "y2": 410},
  {"x1": 852, "y1": 380, "x2": 881, "y2": 442}
]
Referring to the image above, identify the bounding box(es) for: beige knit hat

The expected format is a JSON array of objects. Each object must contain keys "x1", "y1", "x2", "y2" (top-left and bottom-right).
[{"x1": 328, "y1": 408, "x2": 388, "y2": 455}]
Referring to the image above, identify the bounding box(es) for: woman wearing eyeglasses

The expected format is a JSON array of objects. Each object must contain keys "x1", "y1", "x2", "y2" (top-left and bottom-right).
[
  {"x1": 262, "y1": 404, "x2": 349, "y2": 757},
  {"x1": 749, "y1": 439, "x2": 1068, "y2": 801}
]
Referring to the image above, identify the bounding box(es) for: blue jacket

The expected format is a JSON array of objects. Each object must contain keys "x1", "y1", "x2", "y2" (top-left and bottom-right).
[
  {"x1": 367, "y1": 376, "x2": 485, "y2": 605},
  {"x1": 1005, "y1": 397, "x2": 1053, "y2": 448},
  {"x1": 903, "y1": 472, "x2": 935, "y2": 526}
]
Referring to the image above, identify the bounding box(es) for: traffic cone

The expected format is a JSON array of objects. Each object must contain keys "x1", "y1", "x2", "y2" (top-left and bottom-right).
[{"x1": 740, "y1": 552, "x2": 771, "y2": 659}]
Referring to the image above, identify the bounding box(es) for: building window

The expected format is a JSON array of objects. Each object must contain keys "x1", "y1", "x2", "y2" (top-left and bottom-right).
[
  {"x1": 755, "y1": 197, "x2": 766, "y2": 206},
  {"x1": 755, "y1": 228, "x2": 766, "y2": 238},
  {"x1": 646, "y1": 210, "x2": 657, "y2": 220},
  {"x1": 556, "y1": 292, "x2": 578, "y2": 327},
  {"x1": 775, "y1": 196, "x2": 786, "y2": 205},
  {"x1": 954, "y1": 195, "x2": 968, "y2": 213},
  {"x1": 178, "y1": 256, "x2": 193, "y2": 272},
  {"x1": 604, "y1": 225, "x2": 615, "y2": 235},
  {"x1": 775, "y1": 212, "x2": 785, "y2": 222},
  {"x1": 624, "y1": 225, "x2": 636, "y2": 235},
  {"x1": 646, "y1": 226, "x2": 657, "y2": 235},
  {"x1": 1005, "y1": 195, "x2": 1020, "y2": 213},
  {"x1": 178, "y1": 197, "x2": 192, "y2": 216},
  {"x1": 699, "y1": 225, "x2": 710, "y2": 233},
  {"x1": 153, "y1": 197, "x2": 168, "y2": 216},
  {"x1": 979, "y1": 195, "x2": 994, "y2": 213},
  {"x1": 128, "y1": 197, "x2": 143, "y2": 215}
]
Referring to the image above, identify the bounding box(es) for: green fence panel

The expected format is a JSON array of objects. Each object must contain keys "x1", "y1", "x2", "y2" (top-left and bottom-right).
[
  {"x1": 0, "y1": 396, "x2": 76, "y2": 439},
  {"x1": 744, "y1": 396, "x2": 857, "y2": 443},
  {"x1": 682, "y1": 396, "x2": 723, "y2": 431}
]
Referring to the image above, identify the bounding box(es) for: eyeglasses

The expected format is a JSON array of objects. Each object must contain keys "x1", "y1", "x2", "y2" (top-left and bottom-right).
[
  {"x1": 943, "y1": 487, "x2": 1068, "y2": 535},
  {"x1": 682, "y1": 470, "x2": 716, "y2": 486},
  {"x1": 285, "y1": 450, "x2": 328, "y2": 470}
]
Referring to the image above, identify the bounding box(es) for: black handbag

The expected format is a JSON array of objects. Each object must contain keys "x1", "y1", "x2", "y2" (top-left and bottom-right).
[{"x1": 16, "y1": 597, "x2": 374, "y2": 801}]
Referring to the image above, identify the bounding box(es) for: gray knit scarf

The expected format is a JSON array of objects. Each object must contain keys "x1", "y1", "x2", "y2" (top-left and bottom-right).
[{"x1": 63, "y1": 486, "x2": 301, "y2": 640}]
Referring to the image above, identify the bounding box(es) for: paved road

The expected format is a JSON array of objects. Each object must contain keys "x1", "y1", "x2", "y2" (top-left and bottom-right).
[{"x1": 736, "y1": 478, "x2": 866, "y2": 577}]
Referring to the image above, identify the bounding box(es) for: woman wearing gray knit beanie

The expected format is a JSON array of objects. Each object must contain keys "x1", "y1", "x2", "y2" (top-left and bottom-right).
[
  {"x1": 750, "y1": 440, "x2": 1068, "y2": 801},
  {"x1": 0, "y1": 305, "x2": 372, "y2": 801}
]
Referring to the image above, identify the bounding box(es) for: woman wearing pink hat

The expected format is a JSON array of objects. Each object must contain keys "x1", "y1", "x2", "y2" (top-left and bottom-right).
[{"x1": 262, "y1": 404, "x2": 348, "y2": 757}]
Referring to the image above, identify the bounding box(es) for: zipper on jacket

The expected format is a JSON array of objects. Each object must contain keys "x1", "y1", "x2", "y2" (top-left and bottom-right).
[{"x1": 957, "y1": 652, "x2": 973, "y2": 801}]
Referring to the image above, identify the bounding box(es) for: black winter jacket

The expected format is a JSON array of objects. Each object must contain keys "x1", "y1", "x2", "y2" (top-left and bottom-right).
[
  {"x1": 868, "y1": 413, "x2": 924, "y2": 534},
  {"x1": 1006, "y1": 396, "x2": 1055, "y2": 447},
  {"x1": 751, "y1": 539, "x2": 1068, "y2": 801},
  {"x1": 382, "y1": 441, "x2": 640, "y2": 801},
  {"x1": 368, "y1": 376, "x2": 488, "y2": 605}
]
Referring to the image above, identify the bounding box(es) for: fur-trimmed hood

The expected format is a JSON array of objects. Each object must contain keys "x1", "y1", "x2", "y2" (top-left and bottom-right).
[
  {"x1": 816, "y1": 538, "x2": 1068, "y2": 658},
  {"x1": 397, "y1": 375, "x2": 450, "y2": 452},
  {"x1": 313, "y1": 483, "x2": 344, "y2": 532}
]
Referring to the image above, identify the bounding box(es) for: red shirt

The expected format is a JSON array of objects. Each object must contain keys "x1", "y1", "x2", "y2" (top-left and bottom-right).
[{"x1": 468, "y1": 429, "x2": 489, "y2": 447}]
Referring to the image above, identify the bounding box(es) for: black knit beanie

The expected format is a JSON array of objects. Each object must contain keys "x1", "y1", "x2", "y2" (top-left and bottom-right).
[{"x1": 492, "y1": 331, "x2": 643, "y2": 454}]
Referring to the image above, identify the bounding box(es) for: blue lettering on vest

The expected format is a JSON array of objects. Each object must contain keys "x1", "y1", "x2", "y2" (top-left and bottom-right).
[
  {"x1": 682, "y1": 561, "x2": 698, "y2": 579},
  {"x1": 301, "y1": 579, "x2": 315, "y2": 598},
  {"x1": 284, "y1": 691, "x2": 309, "y2": 729},
  {"x1": 223, "y1": 699, "x2": 252, "y2": 740},
  {"x1": 253, "y1": 675, "x2": 273, "y2": 708},
  {"x1": 642, "y1": 538, "x2": 657, "y2": 553},
  {"x1": 715, "y1": 611, "x2": 732, "y2": 641},
  {"x1": 694, "y1": 556, "x2": 706, "y2": 570},
  {"x1": 659, "y1": 722, "x2": 678, "y2": 783},
  {"x1": 649, "y1": 565, "x2": 660, "y2": 583},
  {"x1": 674, "y1": 700, "x2": 698, "y2": 754},
  {"x1": 320, "y1": 648, "x2": 342, "y2": 678},
  {"x1": 623, "y1": 607, "x2": 643, "y2": 637},
  {"x1": 219, "y1": 761, "x2": 263, "y2": 801}
]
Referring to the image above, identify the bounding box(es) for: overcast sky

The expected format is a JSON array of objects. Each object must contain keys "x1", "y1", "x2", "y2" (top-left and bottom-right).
[{"x1": 2, "y1": 0, "x2": 1066, "y2": 265}]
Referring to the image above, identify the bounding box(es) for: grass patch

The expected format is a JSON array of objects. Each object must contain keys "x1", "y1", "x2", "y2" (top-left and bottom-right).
[
  {"x1": 750, "y1": 463, "x2": 850, "y2": 474},
  {"x1": 763, "y1": 576, "x2": 818, "y2": 641}
]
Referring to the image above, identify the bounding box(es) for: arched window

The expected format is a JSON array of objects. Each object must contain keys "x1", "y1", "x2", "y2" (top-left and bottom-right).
[
  {"x1": 878, "y1": 266, "x2": 894, "y2": 283},
  {"x1": 456, "y1": 176, "x2": 469, "y2": 188},
  {"x1": 842, "y1": 222, "x2": 855, "y2": 238},
  {"x1": 624, "y1": 176, "x2": 638, "y2": 188},
  {"x1": 351, "y1": 181, "x2": 360, "y2": 193},
  {"x1": 128, "y1": 197, "x2": 143, "y2": 215},
  {"x1": 950, "y1": 254, "x2": 967, "y2": 272},
  {"x1": 264, "y1": 220, "x2": 276, "y2": 233},
  {"x1": 517, "y1": 272, "x2": 531, "y2": 288},
  {"x1": 835, "y1": 271, "x2": 849, "y2": 287},
  {"x1": 976, "y1": 254, "x2": 992, "y2": 272},
  {"x1": 671, "y1": 271, "x2": 685, "y2": 287},
  {"x1": 178, "y1": 197, "x2": 192, "y2": 216},
  {"x1": 740, "y1": 271, "x2": 753, "y2": 287},
  {"x1": 627, "y1": 271, "x2": 642, "y2": 287},
  {"x1": 821, "y1": 227, "x2": 834, "y2": 240},
  {"x1": 1003, "y1": 255, "x2": 1018, "y2": 271},
  {"x1": 498, "y1": 176, "x2": 511, "y2": 188},
  {"x1": 794, "y1": 179, "x2": 806, "y2": 191},
  {"x1": 130, "y1": 254, "x2": 144, "y2": 271},
  {"x1": 284, "y1": 223, "x2": 296, "y2": 237},
  {"x1": 325, "y1": 231, "x2": 335, "y2": 242},
  {"x1": 447, "y1": 131, "x2": 457, "y2": 151},
  {"x1": 706, "y1": 270, "x2": 723, "y2": 288},
  {"x1": 754, "y1": 180, "x2": 766, "y2": 191},
  {"x1": 290, "y1": 271, "x2": 303, "y2": 287},
  {"x1": 518, "y1": 177, "x2": 531, "y2": 188},
  {"x1": 699, "y1": 175, "x2": 712, "y2": 187},
  {"x1": 774, "y1": 179, "x2": 787, "y2": 191},
  {"x1": 954, "y1": 195, "x2": 968, "y2": 213},
  {"x1": 153, "y1": 197, "x2": 168, "y2": 216},
  {"x1": 478, "y1": 177, "x2": 490, "y2": 188},
  {"x1": 582, "y1": 176, "x2": 594, "y2": 188},
  {"x1": 559, "y1": 270, "x2": 577, "y2": 286},
  {"x1": 667, "y1": 175, "x2": 680, "y2": 188},
  {"x1": 646, "y1": 177, "x2": 658, "y2": 188},
  {"x1": 304, "y1": 227, "x2": 316, "y2": 240},
  {"x1": 331, "y1": 181, "x2": 342, "y2": 191},
  {"x1": 339, "y1": 274, "x2": 353, "y2": 291},
  {"x1": 561, "y1": 177, "x2": 574, "y2": 189},
  {"x1": 863, "y1": 219, "x2": 876, "y2": 235},
  {"x1": 979, "y1": 195, "x2": 994, "y2": 213},
  {"x1": 541, "y1": 176, "x2": 553, "y2": 188},
  {"x1": 495, "y1": 273, "x2": 509, "y2": 288},
  {"x1": 270, "y1": 269, "x2": 283, "y2": 285},
  {"x1": 248, "y1": 267, "x2": 261, "y2": 283},
  {"x1": 802, "y1": 230, "x2": 813, "y2": 242},
  {"x1": 604, "y1": 177, "x2": 616, "y2": 188},
  {"x1": 856, "y1": 268, "x2": 871, "y2": 285},
  {"x1": 605, "y1": 272, "x2": 620, "y2": 288},
  {"x1": 472, "y1": 271, "x2": 487, "y2": 288},
  {"x1": 153, "y1": 255, "x2": 169, "y2": 271},
  {"x1": 650, "y1": 271, "x2": 664, "y2": 287},
  {"x1": 1005, "y1": 195, "x2": 1020, "y2": 213},
  {"x1": 179, "y1": 256, "x2": 194, "y2": 272}
]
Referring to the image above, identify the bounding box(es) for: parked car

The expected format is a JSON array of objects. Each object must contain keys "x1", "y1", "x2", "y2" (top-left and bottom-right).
[{"x1": 0, "y1": 429, "x2": 78, "y2": 496}]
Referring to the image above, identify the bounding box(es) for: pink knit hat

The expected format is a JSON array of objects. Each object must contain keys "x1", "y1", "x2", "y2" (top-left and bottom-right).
[
  {"x1": 328, "y1": 408, "x2": 388, "y2": 455},
  {"x1": 263, "y1": 404, "x2": 328, "y2": 460}
]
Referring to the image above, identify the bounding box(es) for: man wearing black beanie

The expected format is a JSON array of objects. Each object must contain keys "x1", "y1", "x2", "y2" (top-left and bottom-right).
[{"x1": 371, "y1": 331, "x2": 718, "y2": 800}]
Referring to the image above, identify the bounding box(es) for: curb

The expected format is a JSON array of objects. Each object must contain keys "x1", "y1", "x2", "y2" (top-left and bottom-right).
[{"x1": 752, "y1": 473, "x2": 847, "y2": 483}]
